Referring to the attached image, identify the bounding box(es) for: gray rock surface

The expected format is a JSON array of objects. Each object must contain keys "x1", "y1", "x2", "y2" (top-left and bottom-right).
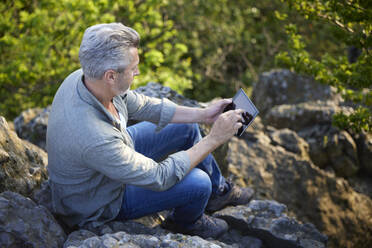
[
  {"x1": 69, "y1": 216, "x2": 263, "y2": 248},
  {"x1": 14, "y1": 107, "x2": 50, "y2": 150},
  {"x1": 64, "y1": 231, "x2": 232, "y2": 248},
  {"x1": 0, "y1": 191, "x2": 66, "y2": 248},
  {"x1": 263, "y1": 100, "x2": 360, "y2": 177},
  {"x1": 227, "y1": 131, "x2": 372, "y2": 248},
  {"x1": 354, "y1": 132, "x2": 372, "y2": 175},
  {"x1": 134, "y1": 82, "x2": 201, "y2": 107},
  {"x1": 0, "y1": 116, "x2": 48, "y2": 196},
  {"x1": 251, "y1": 69, "x2": 340, "y2": 117},
  {"x1": 267, "y1": 128, "x2": 310, "y2": 159},
  {"x1": 32, "y1": 183, "x2": 264, "y2": 247},
  {"x1": 264, "y1": 101, "x2": 352, "y2": 131},
  {"x1": 214, "y1": 200, "x2": 327, "y2": 248},
  {"x1": 250, "y1": 70, "x2": 365, "y2": 179},
  {"x1": 297, "y1": 126, "x2": 360, "y2": 177}
]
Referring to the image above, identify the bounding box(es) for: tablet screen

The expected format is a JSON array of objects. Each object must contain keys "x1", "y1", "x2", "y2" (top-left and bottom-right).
[{"x1": 224, "y1": 88, "x2": 259, "y2": 136}]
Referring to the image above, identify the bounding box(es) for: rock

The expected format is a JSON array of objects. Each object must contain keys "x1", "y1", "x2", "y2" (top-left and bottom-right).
[
  {"x1": 219, "y1": 230, "x2": 263, "y2": 248},
  {"x1": 66, "y1": 217, "x2": 266, "y2": 248},
  {"x1": 0, "y1": 116, "x2": 48, "y2": 196},
  {"x1": 134, "y1": 82, "x2": 201, "y2": 107},
  {"x1": 0, "y1": 191, "x2": 66, "y2": 248},
  {"x1": 264, "y1": 100, "x2": 360, "y2": 177},
  {"x1": 249, "y1": 116, "x2": 265, "y2": 132},
  {"x1": 298, "y1": 125, "x2": 336, "y2": 169},
  {"x1": 297, "y1": 125, "x2": 360, "y2": 177},
  {"x1": 267, "y1": 128, "x2": 310, "y2": 159},
  {"x1": 83, "y1": 219, "x2": 167, "y2": 237},
  {"x1": 326, "y1": 130, "x2": 359, "y2": 177},
  {"x1": 64, "y1": 229, "x2": 232, "y2": 248},
  {"x1": 7, "y1": 121, "x2": 15, "y2": 132},
  {"x1": 264, "y1": 101, "x2": 352, "y2": 131},
  {"x1": 251, "y1": 69, "x2": 340, "y2": 117},
  {"x1": 213, "y1": 200, "x2": 327, "y2": 248},
  {"x1": 354, "y1": 132, "x2": 372, "y2": 176},
  {"x1": 63, "y1": 229, "x2": 98, "y2": 248},
  {"x1": 347, "y1": 174, "x2": 372, "y2": 199},
  {"x1": 227, "y1": 133, "x2": 372, "y2": 248},
  {"x1": 14, "y1": 107, "x2": 49, "y2": 150}
]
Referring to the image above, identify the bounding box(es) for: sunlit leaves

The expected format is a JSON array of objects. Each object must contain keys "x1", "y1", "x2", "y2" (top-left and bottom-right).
[
  {"x1": 277, "y1": 0, "x2": 372, "y2": 132},
  {"x1": 0, "y1": 0, "x2": 192, "y2": 118}
]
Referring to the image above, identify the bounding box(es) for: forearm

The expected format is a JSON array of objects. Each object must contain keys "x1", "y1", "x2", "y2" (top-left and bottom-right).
[
  {"x1": 184, "y1": 108, "x2": 244, "y2": 172},
  {"x1": 171, "y1": 105, "x2": 205, "y2": 123},
  {"x1": 185, "y1": 134, "x2": 220, "y2": 172}
]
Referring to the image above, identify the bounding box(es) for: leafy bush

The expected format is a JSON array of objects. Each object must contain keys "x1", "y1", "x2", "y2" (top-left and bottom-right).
[
  {"x1": 2, "y1": 0, "x2": 369, "y2": 133},
  {"x1": 0, "y1": 0, "x2": 192, "y2": 119},
  {"x1": 276, "y1": 0, "x2": 372, "y2": 132},
  {"x1": 165, "y1": 0, "x2": 291, "y2": 100}
]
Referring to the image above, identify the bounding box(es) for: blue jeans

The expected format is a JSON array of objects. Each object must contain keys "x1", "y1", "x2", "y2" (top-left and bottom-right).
[{"x1": 115, "y1": 122, "x2": 226, "y2": 225}]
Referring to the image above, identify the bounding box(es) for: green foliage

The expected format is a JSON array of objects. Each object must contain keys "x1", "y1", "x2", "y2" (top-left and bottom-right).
[
  {"x1": 112, "y1": 0, "x2": 193, "y2": 93},
  {"x1": 165, "y1": 0, "x2": 293, "y2": 101},
  {"x1": 333, "y1": 106, "x2": 371, "y2": 133},
  {"x1": 0, "y1": 0, "x2": 192, "y2": 119},
  {"x1": 276, "y1": 0, "x2": 372, "y2": 133},
  {"x1": 1, "y1": 0, "x2": 370, "y2": 133}
]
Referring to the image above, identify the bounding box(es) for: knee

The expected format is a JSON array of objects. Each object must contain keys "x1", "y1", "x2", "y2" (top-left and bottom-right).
[
  {"x1": 182, "y1": 123, "x2": 201, "y2": 143},
  {"x1": 187, "y1": 168, "x2": 212, "y2": 199},
  {"x1": 179, "y1": 123, "x2": 199, "y2": 136}
]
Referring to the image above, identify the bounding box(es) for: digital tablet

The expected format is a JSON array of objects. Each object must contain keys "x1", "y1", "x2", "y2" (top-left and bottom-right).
[{"x1": 223, "y1": 88, "x2": 259, "y2": 136}]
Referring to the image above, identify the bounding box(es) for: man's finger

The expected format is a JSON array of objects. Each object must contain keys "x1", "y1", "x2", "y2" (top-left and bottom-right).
[
  {"x1": 220, "y1": 98, "x2": 233, "y2": 107},
  {"x1": 234, "y1": 109, "x2": 245, "y2": 114},
  {"x1": 234, "y1": 122, "x2": 243, "y2": 130}
]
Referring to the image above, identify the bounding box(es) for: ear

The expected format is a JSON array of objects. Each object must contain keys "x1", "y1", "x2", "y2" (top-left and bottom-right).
[{"x1": 103, "y1": 70, "x2": 116, "y2": 85}]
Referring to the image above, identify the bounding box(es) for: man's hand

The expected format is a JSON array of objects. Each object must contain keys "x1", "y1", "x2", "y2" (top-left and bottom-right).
[
  {"x1": 207, "y1": 109, "x2": 244, "y2": 145},
  {"x1": 185, "y1": 109, "x2": 244, "y2": 172},
  {"x1": 202, "y1": 99, "x2": 232, "y2": 124}
]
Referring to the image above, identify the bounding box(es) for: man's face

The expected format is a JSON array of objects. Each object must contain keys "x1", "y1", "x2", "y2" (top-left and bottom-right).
[{"x1": 113, "y1": 47, "x2": 140, "y2": 95}]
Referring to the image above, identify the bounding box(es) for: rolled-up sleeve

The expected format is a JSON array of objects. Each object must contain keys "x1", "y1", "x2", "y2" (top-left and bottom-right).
[
  {"x1": 82, "y1": 137, "x2": 190, "y2": 191},
  {"x1": 126, "y1": 91, "x2": 177, "y2": 131}
]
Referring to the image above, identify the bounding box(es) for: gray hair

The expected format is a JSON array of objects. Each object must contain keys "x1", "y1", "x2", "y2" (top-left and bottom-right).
[{"x1": 79, "y1": 23, "x2": 140, "y2": 80}]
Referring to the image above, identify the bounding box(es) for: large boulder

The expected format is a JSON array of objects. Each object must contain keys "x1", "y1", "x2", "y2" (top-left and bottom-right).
[
  {"x1": 14, "y1": 107, "x2": 49, "y2": 150},
  {"x1": 267, "y1": 128, "x2": 310, "y2": 160},
  {"x1": 0, "y1": 191, "x2": 66, "y2": 247},
  {"x1": 64, "y1": 230, "x2": 231, "y2": 248},
  {"x1": 264, "y1": 101, "x2": 352, "y2": 131},
  {"x1": 264, "y1": 101, "x2": 360, "y2": 177},
  {"x1": 134, "y1": 82, "x2": 201, "y2": 107},
  {"x1": 213, "y1": 200, "x2": 327, "y2": 248},
  {"x1": 299, "y1": 126, "x2": 360, "y2": 177},
  {"x1": 0, "y1": 116, "x2": 48, "y2": 196},
  {"x1": 354, "y1": 132, "x2": 372, "y2": 175},
  {"x1": 251, "y1": 69, "x2": 340, "y2": 117},
  {"x1": 63, "y1": 201, "x2": 325, "y2": 248},
  {"x1": 64, "y1": 219, "x2": 260, "y2": 248},
  {"x1": 227, "y1": 130, "x2": 372, "y2": 248}
]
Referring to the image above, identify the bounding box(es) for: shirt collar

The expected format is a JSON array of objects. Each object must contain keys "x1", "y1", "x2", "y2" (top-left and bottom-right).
[{"x1": 76, "y1": 73, "x2": 121, "y2": 128}]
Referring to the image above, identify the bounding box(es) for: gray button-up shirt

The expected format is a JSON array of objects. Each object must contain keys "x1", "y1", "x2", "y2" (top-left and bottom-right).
[{"x1": 47, "y1": 69, "x2": 191, "y2": 228}]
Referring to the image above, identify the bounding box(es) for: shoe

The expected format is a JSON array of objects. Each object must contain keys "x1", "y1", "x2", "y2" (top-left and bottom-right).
[
  {"x1": 206, "y1": 180, "x2": 254, "y2": 213},
  {"x1": 161, "y1": 214, "x2": 228, "y2": 239}
]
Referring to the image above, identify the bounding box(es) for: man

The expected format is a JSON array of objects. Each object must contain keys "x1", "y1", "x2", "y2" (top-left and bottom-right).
[{"x1": 47, "y1": 23, "x2": 254, "y2": 239}]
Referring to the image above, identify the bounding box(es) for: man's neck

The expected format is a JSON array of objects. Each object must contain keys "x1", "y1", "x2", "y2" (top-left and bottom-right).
[{"x1": 83, "y1": 76, "x2": 113, "y2": 109}]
